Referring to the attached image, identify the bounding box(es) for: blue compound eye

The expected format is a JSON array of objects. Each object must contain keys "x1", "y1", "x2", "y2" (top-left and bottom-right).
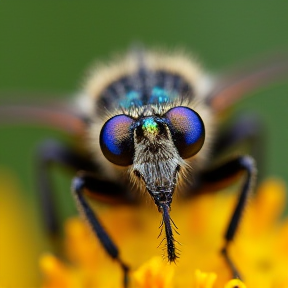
[
  {"x1": 100, "y1": 114, "x2": 135, "y2": 166},
  {"x1": 165, "y1": 106, "x2": 205, "y2": 159}
]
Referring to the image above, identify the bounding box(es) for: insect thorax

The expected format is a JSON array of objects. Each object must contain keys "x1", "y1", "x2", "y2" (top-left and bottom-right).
[{"x1": 97, "y1": 69, "x2": 194, "y2": 116}]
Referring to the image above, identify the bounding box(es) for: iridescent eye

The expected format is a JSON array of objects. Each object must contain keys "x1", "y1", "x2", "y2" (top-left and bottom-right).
[
  {"x1": 100, "y1": 114, "x2": 135, "y2": 166},
  {"x1": 165, "y1": 106, "x2": 205, "y2": 159}
]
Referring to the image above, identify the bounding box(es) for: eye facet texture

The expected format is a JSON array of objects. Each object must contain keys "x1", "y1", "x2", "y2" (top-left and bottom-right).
[
  {"x1": 100, "y1": 114, "x2": 135, "y2": 166},
  {"x1": 165, "y1": 106, "x2": 205, "y2": 159}
]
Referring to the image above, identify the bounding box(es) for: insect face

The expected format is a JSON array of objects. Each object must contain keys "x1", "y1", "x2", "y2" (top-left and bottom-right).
[{"x1": 100, "y1": 107, "x2": 205, "y2": 211}]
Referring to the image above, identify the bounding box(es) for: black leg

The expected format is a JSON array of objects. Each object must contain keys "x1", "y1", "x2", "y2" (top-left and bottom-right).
[
  {"x1": 196, "y1": 156, "x2": 256, "y2": 278},
  {"x1": 212, "y1": 114, "x2": 265, "y2": 180},
  {"x1": 36, "y1": 139, "x2": 97, "y2": 235},
  {"x1": 35, "y1": 139, "x2": 133, "y2": 235},
  {"x1": 72, "y1": 173, "x2": 129, "y2": 288},
  {"x1": 35, "y1": 139, "x2": 132, "y2": 287}
]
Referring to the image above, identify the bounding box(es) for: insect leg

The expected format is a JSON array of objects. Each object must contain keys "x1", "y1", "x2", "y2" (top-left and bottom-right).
[
  {"x1": 212, "y1": 114, "x2": 265, "y2": 180},
  {"x1": 36, "y1": 140, "x2": 131, "y2": 287},
  {"x1": 72, "y1": 173, "x2": 129, "y2": 288},
  {"x1": 36, "y1": 139, "x2": 132, "y2": 235},
  {"x1": 36, "y1": 139, "x2": 96, "y2": 235},
  {"x1": 198, "y1": 156, "x2": 256, "y2": 278}
]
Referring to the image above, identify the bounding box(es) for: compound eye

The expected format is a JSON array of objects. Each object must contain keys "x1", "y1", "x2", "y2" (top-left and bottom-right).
[
  {"x1": 165, "y1": 106, "x2": 205, "y2": 159},
  {"x1": 100, "y1": 114, "x2": 135, "y2": 166}
]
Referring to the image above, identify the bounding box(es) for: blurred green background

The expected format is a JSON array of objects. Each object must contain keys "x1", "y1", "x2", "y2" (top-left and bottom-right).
[{"x1": 0, "y1": 1, "x2": 288, "y2": 286}]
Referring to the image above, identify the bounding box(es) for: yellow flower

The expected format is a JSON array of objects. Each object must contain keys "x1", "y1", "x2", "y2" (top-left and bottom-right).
[
  {"x1": 0, "y1": 170, "x2": 43, "y2": 287},
  {"x1": 39, "y1": 179, "x2": 288, "y2": 288}
]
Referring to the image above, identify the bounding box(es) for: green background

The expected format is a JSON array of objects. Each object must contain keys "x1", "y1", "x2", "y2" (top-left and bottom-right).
[
  {"x1": 0, "y1": 0, "x2": 288, "y2": 250},
  {"x1": 0, "y1": 2, "x2": 288, "y2": 286}
]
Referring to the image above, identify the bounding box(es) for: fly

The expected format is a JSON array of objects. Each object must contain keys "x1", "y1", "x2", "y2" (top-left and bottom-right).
[{"x1": 1, "y1": 48, "x2": 288, "y2": 287}]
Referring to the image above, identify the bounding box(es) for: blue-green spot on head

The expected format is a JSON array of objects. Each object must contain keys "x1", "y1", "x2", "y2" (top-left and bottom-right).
[
  {"x1": 148, "y1": 86, "x2": 177, "y2": 104},
  {"x1": 119, "y1": 90, "x2": 143, "y2": 108},
  {"x1": 142, "y1": 117, "x2": 159, "y2": 135}
]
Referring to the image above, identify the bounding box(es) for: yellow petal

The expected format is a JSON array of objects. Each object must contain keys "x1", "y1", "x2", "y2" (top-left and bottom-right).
[
  {"x1": 194, "y1": 269, "x2": 217, "y2": 288},
  {"x1": 0, "y1": 171, "x2": 42, "y2": 287},
  {"x1": 251, "y1": 179, "x2": 286, "y2": 233},
  {"x1": 132, "y1": 256, "x2": 174, "y2": 288}
]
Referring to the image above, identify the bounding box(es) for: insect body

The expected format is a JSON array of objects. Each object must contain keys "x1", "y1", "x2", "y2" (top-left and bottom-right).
[
  {"x1": 84, "y1": 51, "x2": 213, "y2": 263},
  {"x1": 1, "y1": 48, "x2": 288, "y2": 287}
]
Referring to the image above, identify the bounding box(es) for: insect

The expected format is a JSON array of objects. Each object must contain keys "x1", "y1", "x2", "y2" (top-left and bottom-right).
[{"x1": 1, "y1": 48, "x2": 288, "y2": 287}]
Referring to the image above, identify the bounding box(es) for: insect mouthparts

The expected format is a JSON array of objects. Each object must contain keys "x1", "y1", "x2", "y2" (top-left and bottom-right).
[
  {"x1": 149, "y1": 188, "x2": 174, "y2": 210},
  {"x1": 160, "y1": 204, "x2": 178, "y2": 262},
  {"x1": 146, "y1": 185, "x2": 178, "y2": 262}
]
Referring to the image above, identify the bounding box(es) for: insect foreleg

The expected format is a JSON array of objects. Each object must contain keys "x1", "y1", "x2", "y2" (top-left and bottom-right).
[
  {"x1": 36, "y1": 139, "x2": 132, "y2": 231},
  {"x1": 36, "y1": 140, "x2": 131, "y2": 287},
  {"x1": 36, "y1": 139, "x2": 96, "y2": 235},
  {"x1": 196, "y1": 156, "x2": 256, "y2": 278},
  {"x1": 72, "y1": 173, "x2": 130, "y2": 288},
  {"x1": 212, "y1": 114, "x2": 265, "y2": 180}
]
